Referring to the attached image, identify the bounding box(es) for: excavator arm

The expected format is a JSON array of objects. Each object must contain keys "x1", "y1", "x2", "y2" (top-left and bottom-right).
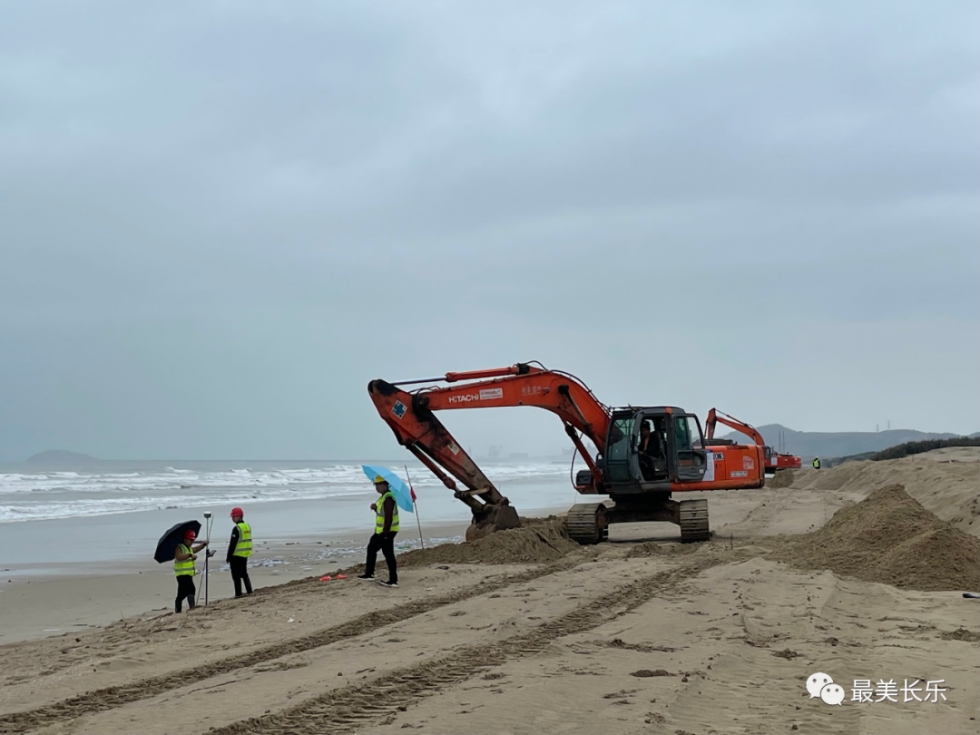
[
  {"x1": 367, "y1": 363, "x2": 612, "y2": 539},
  {"x1": 704, "y1": 408, "x2": 765, "y2": 446},
  {"x1": 704, "y1": 408, "x2": 801, "y2": 471}
]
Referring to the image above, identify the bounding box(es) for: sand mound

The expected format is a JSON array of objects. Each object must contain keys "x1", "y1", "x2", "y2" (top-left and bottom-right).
[
  {"x1": 765, "y1": 470, "x2": 795, "y2": 489},
  {"x1": 770, "y1": 484, "x2": 980, "y2": 591},
  {"x1": 790, "y1": 451, "x2": 980, "y2": 536},
  {"x1": 396, "y1": 516, "x2": 580, "y2": 567}
]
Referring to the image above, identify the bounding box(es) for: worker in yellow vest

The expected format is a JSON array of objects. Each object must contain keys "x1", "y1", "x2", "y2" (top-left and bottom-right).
[
  {"x1": 812, "y1": 457, "x2": 821, "y2": 470},
  {"x1": 357, "y1": 475, "x2": 399, "y2": 587},
  {"x1": 226, "y1": 507, "x2": 253, "y2": 598},
  {"x1": 174, "y1": 529, "x2": 208, "y2": 613}
]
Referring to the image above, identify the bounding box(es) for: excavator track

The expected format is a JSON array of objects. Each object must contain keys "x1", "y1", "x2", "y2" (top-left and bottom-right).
[
  {"x1": 678, "y1": 498, "x2": 710, "y2": 542},
  {"x1": 566, "y1": 502, "x2": 608, "y2": 545}
]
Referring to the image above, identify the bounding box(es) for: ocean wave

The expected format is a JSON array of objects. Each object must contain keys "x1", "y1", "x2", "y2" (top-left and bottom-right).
[
  {"x1": 0, "y1": 461, "x2": 568, "y2": 523},
  {"x1": 0, "y1": 486, "x2": 371, "y2": 523},
  {"x1": 0, "y1": 463, "x2": 564, "y2": 494}
]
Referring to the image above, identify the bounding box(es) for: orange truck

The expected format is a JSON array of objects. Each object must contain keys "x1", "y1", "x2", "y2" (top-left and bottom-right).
[{"x1": 368, "y1": 362, "x2": 770, "y2": 545}]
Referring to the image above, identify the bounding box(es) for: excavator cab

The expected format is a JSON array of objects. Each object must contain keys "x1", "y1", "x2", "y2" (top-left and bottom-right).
[
  {"x1": 600, "y1": 408, "x2": 708, "y2": 491},
  {"x1": 568, "y1": 406, "x2": 713, "y2": 544}
]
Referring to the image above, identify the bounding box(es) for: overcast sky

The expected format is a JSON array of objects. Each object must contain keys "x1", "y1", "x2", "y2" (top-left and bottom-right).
[{"x1": 1, "y1": 1, "x2": 977, "y2": 461}]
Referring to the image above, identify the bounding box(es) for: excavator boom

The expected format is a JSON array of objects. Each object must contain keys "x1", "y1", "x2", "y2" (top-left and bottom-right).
[
  {"x1": 705, "y1": 408, "x2": 764, "y2": 445},
  {"x1": 367, "y1": 363, "x2": 611, "y2": 539}
]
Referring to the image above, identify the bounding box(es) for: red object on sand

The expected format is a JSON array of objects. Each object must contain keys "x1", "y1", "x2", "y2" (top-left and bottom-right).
[
  {"x1": 320, "y1": 575, "x2": 332, "y2": 581},
  {"x1": 336, "y1": 574, "x2": 347, "y2": 579}
]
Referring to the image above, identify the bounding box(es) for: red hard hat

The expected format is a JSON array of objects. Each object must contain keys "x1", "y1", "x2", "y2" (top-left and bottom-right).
[
  {"x1": 184, "y1": 529, "x2": 197, "y2": 540},
  {"x1": 230, "y1": 507, "x2": 244, "y2": 518}
]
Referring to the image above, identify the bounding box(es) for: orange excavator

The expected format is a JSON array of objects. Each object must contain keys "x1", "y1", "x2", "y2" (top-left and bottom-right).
[
  {"x1": 703, "y1": 409, "x2": 802, "y2": 473},
  {"x1": 368, "y1": 362, "x2": 767, "y2": 545}
]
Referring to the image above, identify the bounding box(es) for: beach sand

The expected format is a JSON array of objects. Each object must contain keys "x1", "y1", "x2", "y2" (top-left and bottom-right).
[
  {"x1": 0, "y1": 518, "x2": 474, "y2": 645},
  {"x1": 1, "y1": 449, "x2": 978, "y2": 735}
]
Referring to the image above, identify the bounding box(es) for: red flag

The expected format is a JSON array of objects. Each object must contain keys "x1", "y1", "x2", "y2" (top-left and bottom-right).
[{"x1": 410, "y1": 486, "x2": 417, "y2": 502}]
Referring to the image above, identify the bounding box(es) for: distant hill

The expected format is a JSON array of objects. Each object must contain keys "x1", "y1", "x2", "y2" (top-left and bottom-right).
[
  {"x1": 719, "y1": 424, "x2": 964, "y2": 460},
  {"x1": 821, "y1": 436, "x2": 980, "y2": 468},
  {"x1": 24, "y1": 449, "x2": 99, "y2": 464}
]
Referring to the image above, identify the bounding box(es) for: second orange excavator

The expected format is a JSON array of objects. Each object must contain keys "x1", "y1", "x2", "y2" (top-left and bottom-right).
[
  {"x1": 368, "y1": 362, "x2": 774, "y2": 545},
  {"x1": 703, "y1": 408, "x2": 802, "y2": 473}
]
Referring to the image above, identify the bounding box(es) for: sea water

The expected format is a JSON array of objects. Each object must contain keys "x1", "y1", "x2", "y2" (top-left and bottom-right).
[{"x1": 0, "y1": 458, "x2": 581, "y2": 567}]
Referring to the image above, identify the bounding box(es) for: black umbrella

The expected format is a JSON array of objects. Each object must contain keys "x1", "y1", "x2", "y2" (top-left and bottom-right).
[{"x1": 155, "y1": 520, "x2": 202, "y2": 563}]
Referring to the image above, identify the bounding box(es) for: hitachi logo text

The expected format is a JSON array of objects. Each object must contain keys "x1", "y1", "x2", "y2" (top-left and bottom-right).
[{"x1": 448, "y1": 394, "x2": 480, "y2": 404}]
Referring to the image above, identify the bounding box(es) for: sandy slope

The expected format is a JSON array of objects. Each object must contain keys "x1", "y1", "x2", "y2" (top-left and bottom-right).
[
  {"x1": 791, "y1": 449, "x2": 980, "y2": 536},
  {"x1": 1, "y1": 450, "x2": 978, "y2": 735}
]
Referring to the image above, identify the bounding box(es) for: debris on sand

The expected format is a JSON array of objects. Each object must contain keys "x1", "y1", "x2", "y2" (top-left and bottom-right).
[
  {"x1": 771, "y1": 648, "x2": 801, "y2": 659},
  {"x1": 939, "y1": 628, "x2": 980, "y2": 642},
  {"x1": 396, "y1": 517, "x2": 580, "y2": 567},
  {"x1": 770, "y1": 484, "x2": 980, "y2": 591},
  {"x1": 602, "y1": 638, "x2": 677, "y2": 653},
  {"x1": 631, "y1": 669, "x2": 671, "y2": 677}
]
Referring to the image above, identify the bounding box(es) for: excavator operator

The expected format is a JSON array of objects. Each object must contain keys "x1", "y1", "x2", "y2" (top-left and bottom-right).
[{"x1": 638, "y1": 419, "x2": 667, "y2": 480}]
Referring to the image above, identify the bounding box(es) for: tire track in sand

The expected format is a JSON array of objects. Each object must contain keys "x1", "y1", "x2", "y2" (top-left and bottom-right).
[
  {"x1": 0, "y1": 555, "x2": 593, "y2": 734},
  {"x1": 206, "y1": 552, "x2": 736, "y2": 735}
]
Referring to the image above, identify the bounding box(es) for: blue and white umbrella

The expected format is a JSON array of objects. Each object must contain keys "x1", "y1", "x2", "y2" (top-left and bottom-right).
[{"x1": 361, "y1": 465, "x2": 415, "y2": 513}]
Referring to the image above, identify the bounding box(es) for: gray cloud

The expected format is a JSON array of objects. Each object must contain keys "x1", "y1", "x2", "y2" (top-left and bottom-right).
[{"x1": 1, "y1": 1, "x2": 977, "y2": 460}]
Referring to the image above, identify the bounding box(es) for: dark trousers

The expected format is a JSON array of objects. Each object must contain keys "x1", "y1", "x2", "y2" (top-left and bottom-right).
[
  {"x1": 230, "y1": 556, "x2": 252, "y2": 597},
  {"x1": 175, "y1": 575, "x2": 196, "y2": 613},
  {"x1": 364, "y1": 532, "x2": 397, "y2": 583}
]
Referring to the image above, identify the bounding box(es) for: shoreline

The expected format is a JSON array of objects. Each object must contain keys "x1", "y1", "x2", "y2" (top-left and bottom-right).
[{"x1": 0, "y1": 480, "x2": 581, "y2": 565}]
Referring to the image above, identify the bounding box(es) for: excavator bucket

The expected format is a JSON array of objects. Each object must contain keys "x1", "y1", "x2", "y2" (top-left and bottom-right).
[{"x1": 465, "y1": 502, "x2": 521, "y2": 541}]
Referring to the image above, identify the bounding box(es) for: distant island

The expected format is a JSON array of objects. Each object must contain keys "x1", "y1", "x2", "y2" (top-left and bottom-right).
[{"x1": 24, "y1": 449, "x2": 99, "y2": 464}]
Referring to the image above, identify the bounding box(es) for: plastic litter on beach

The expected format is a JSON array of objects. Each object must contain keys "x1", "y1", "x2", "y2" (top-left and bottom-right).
[{"x1": 252, "y1": 557, "x2": 288, "y2": 568}]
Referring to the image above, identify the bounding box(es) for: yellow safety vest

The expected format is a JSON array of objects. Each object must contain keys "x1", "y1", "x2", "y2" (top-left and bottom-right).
[
  {"x1": 812, "y1": 458, "x2": 820, "y2": 469},
  {"x1": 233, "y1": 522, "x2": 252, "y2": 557},
  {"x1": 375, "y1": 491, "x2": 399, "y2": 534},
  {"x1": 174, "y1": 543, "x2": 196, "y2": 577}
]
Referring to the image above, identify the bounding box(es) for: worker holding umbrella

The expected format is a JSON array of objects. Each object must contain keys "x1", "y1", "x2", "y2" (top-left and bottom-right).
[
  {"x1": 358, "y1": 466, "x2": 415, "y2": 588},
  {"x1": 155, "y1": 520, "x2": 209, "y2": 613},
  {"x1": 174, "y1": 529, "x2": 208, "y2": 612}
]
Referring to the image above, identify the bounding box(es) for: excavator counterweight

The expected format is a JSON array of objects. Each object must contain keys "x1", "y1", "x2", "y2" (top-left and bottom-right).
[{"x1": 368, "y1": 363, "x2": 771, "y2": 544}]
